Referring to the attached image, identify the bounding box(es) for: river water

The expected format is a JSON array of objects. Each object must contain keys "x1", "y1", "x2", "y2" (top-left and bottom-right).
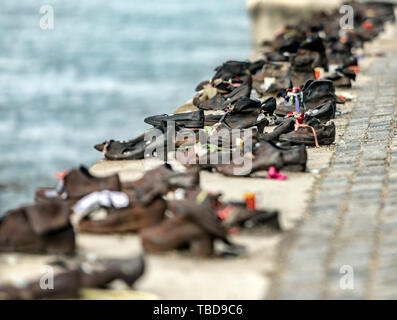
[{"x1": 0, "y1": 0, "x2": 250, "y2": 212}]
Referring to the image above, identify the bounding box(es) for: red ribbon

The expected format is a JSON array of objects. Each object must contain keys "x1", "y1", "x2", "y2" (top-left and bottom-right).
[{"x1": 54, "y1": 169, "x2": 67, "y2": 179}]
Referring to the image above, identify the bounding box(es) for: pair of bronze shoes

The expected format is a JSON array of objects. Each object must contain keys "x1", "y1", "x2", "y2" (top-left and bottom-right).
[
  {"x1": 1, "y1": 166, "x2": 122, "y2": 255},
  {"x1": 0, "y1": 255, "x2": 144, "y2": 300},
  {"x1": 141, "y1": 189, "x2": 281, "y2": 257},
  {"x1": 193, "y1": 73, "x2": 252, "y2": 111},
  {"x1": 77, "y1": 164, "x2": 199, "y2": 234},
  {"x1": 0, "y1": 164, "x2": 199, "y2": 254},
  {"x1": 214, "y1": 140, "x2": 307, "y2": 176},
  {"x1": 274, "y1": 79, "x2": 341, "y2": 121}
]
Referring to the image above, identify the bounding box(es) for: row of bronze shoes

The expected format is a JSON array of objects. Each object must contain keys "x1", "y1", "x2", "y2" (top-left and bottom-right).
[
  {"x1": 2, "y1": 164, "x2": 279, "y2": 256},
  {"x1": 0, "y1": 164, "x2": 280, "y2": 299},
  {"x1": 1, "y1": 0, "x2": 395, "y2": 299},
  {"x1": 92, "y1": 2, "x2": 394, "y2": 175}
]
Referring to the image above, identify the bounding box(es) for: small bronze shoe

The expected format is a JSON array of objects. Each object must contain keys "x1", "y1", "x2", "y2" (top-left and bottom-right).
[
  {"x1": 0, "y1": 255, "x2": 144, "y2": 300},
  {"x1": 288, "y1": 55, "x2": 316, "y2": 88},
  {"x1": 305, "y1": 99, "x2": 336, "y2": 123},
  {"x1": 0, "y1": 270, "x2": 80, "y2": 300},
  {"x1": 209, "y1": 97, "x2": 263, "y2": 130},
  {"x1": 217, "y1": 202, "x2": 281, "y2": 230},
  {"x1": 279, "y1": 121, "x2": 335, "y2": 146},
  {"x1": 255, "y1": 141, "x2": 307, "y2": 172},
  {"x1": 77, "y1": 197, "x2": 166, "y2": 234},
  {"x1": 123, "y1": 164, "x2": 200, "y2": 205},
  {"x1": 214, "y1": 141, "x2": 284, "y2": 176},
  {"x1": 140, "y1": 196, "x2": 229, "y2": 257},
  {"x1": 301, "y1": 79, "x2": 340, "y2": 110},
  {"x1": 259, "y1": 117, "x2": 296, "y2": 142},
  {"x1": 140, "y1": 214, "x2": 215, "y2": 257},
  {"x1": 144, "y1": 110, "x2": 204, "y2": 128},
  {"x1": 35, "y1": 166, "x2": 121, "y2": 205}
]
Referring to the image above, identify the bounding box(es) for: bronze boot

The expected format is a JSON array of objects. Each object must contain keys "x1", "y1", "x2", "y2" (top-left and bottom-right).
[
  {"x1": 0, "y1": 202, "x2": 75, "y2": 255},
  {"x1": 279, "y1": 121, "x2": 335, "y2": 146}
]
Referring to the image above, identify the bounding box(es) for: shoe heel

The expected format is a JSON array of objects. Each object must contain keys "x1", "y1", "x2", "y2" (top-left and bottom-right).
[
  {"x1": 120, "y1": 255, "x2": 145, "y2": 287},
  {"x1": 256, "y1": 123, "x2": 265, "y2": 134},
  {"x1": 322, "y1": 137, "x2": 335, "y2": 145},
  {"x1": 184, "y1": 121, "x2": 204, "y2": 128},
  {"x1": 190, "y1": 236, "x2": 213, "y2": 257},
  {"x1": 283, "y1": 163, "x2": 306, "y2": 172}
]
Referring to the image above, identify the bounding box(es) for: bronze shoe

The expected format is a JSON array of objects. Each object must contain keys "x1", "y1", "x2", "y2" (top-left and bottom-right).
[
  {"x1": 123, "y1": 164, "x2": 200, "y2": 205},
  {"x1": 304, "y1": 99, "x2": 336, "y2": 123},
  {"x1": 141, "y1": 214, "x2": 215, "y2": 257},
  {"x1": 140, "y1": 195, "x2": 229, "y2": 257},
  {"x1": 77, "y1": 196, "x2": 166, "y2": 234},
  {"x1": 217, "y1": 202, "x2": 281, "y2": 230},
  {"x1": 0, "y1": 202, "x2": 75, "y2": 255},
  {"x1": 274, "y1": 103, "x2": 297, "y2": 117},
  {"x1": 210, "y1": 97, "x2": 263, "y2": 130},
  {"x1": 214, "y1": 141, "x2": 284, "y2": 176},
  {"x1": 301, "y1": 79, "x2": 339, "y2": 110},
  {"x1": 279, "y1": 121, "x2": 335, "y2": 146},
  {"x1": 35, "y1": 166, "x2": 121, "y2": 205},
  {"x1": 288, "y1": 55, "x2": 316, "y2": 88},
  {"x1": 255, "y1": 141, "x2": 307, "y2": 172},
  {"x1": 259, "y1": 117, "x2": 296, "y2": 142},
  {"x1": 0, "y1": 255, "x2": 144, "y2": 300}
]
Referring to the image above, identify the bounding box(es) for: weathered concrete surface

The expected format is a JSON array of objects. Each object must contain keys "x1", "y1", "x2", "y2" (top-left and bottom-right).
[{"x1": 268, "y1": 16, "x2": 397, "y2": 300}]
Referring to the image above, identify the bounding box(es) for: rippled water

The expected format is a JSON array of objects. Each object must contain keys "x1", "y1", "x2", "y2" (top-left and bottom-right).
[{"x1": 0, "y1": 0, "x2": 250, "y2": 212}]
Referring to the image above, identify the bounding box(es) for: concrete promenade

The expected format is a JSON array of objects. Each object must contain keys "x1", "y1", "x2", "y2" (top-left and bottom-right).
[{"x1": 268, "y1": 18, "x2": 397, "y2": 299}]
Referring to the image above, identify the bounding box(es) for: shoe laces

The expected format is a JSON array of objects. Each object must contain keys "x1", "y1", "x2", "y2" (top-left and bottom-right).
[{"x1": 294, "y1": 121, "x2": 320, "y2": 148}]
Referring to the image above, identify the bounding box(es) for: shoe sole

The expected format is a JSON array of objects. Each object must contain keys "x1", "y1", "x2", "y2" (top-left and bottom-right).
[
  {"x1": 279, "y1": 136, "x2": 335, "y2": 146},
  {"x1": 320, "y1": 137, "x2": 335, "y2": 145},
  {"x1": 145, "y1": 119, "x2": 203, "y2": 128},
  {"x1": 283, "y1": 163, "x2": 306, "y2": 172},
  {"x1": 182, "y1": 120, "x2": 204, "y2": 128}
]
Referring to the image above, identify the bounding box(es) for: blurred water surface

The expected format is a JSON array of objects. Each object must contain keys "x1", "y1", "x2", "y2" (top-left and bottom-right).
[{"x1": 0, "y1": 0, "x2": 250, "y2": 212}]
